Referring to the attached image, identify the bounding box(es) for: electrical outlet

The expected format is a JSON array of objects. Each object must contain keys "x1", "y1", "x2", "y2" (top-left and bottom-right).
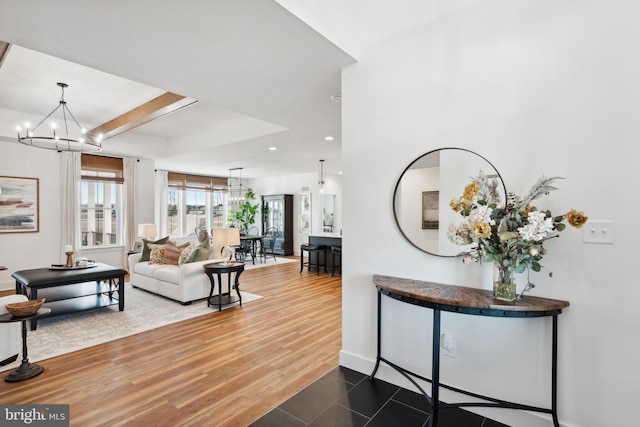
[
  {"x1": 583, "y1": 220, "x2": 614, "y2": 244},
  {"x1": 441, "y1": 333, "x2": 455, "y2": 358}
]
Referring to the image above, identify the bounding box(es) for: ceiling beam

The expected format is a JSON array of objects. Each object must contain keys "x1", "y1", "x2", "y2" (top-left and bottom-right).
[
  {"x1": 88, "y1": 92, "x2": 198, "y2": 140},
  {"x1": 0, "y1": 41, "x2": 11, "y2": 68}
]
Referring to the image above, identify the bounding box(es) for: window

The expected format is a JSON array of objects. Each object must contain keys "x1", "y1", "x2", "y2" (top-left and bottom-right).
[
  {"x1": 166, "y1": 173, "x2": 227, "y2": 238},
  {"x1": 80, "y1": 154, "x2": 124, "y2": 248}
]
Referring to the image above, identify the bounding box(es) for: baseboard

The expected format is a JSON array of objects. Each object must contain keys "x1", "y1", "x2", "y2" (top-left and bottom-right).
[{"x1": 0, "y1": 285, "x2": 14, "y2": 293}]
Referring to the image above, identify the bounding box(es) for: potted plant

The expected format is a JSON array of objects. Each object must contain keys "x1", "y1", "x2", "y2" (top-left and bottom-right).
[{"x1": 228, "y1": 188, "x2": 259, "y2": 235}]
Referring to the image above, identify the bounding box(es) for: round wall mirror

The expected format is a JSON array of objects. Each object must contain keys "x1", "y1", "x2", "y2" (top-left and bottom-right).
[{"x1": 393, "y1": 148, "x2": 506, "y2": 257}]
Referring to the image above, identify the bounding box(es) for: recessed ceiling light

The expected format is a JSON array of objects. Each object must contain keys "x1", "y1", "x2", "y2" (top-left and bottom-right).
[
  {"x1": 324, "y1": 136, "x2": 334, "y2": 141},
  {"x1": 269, "y1": 146, "x2": 277, "y2": 151}
]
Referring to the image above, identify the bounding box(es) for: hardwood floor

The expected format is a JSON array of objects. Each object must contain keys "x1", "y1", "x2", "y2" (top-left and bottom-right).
[{"x1": 0, "y1": 259, "x2": 343, "y2": 427}]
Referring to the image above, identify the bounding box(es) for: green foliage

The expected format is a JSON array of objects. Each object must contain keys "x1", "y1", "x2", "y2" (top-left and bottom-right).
[{"x1": 228, "y1": 188, "x2": 259, "y2": 234}]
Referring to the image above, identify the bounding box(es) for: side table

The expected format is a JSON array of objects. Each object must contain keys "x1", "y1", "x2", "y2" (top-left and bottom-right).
[
  {"x1": 0, "y1": 308, "x2": 51, "y2": 382},
  {"x1": 203, "y1": 262, "x2": 244, "y2": 311}
]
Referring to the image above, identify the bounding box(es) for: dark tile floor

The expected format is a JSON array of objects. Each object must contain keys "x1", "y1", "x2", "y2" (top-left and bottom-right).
[{"x1": 249, "y1": 366, "x2": 511, "y2": 427}]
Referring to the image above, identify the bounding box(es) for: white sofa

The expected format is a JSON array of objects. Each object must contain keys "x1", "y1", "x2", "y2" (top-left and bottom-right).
[
  {"x1": 0, "y1": 294, "x2": 28, "y2": 366},
  {"x1": 127, "y1": 243, "x2": 226, "y2": 304}
]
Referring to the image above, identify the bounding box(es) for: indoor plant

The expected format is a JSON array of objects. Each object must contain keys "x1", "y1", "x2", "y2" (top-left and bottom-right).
[
  {"x1": 228, "y1": 188, "x2": 259, "y2": 235},
  {"x1": 447, "y1": 172, "x2": 588, "y2": 301}
]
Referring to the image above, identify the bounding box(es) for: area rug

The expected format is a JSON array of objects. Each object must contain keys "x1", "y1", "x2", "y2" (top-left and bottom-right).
[
  {"x1": 240, "y1": 255, "x2": 296, "y2": 270},
  {"x1": 0, "y1": 284, "x2": 262, "y2": 373}
]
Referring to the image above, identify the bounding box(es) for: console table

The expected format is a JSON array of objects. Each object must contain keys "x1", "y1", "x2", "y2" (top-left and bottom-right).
[{"x1": 370, "y1": 274, "x2": 569, "y2": 427}]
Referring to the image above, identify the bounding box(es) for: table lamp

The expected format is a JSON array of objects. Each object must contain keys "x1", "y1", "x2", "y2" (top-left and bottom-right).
[
  {"x1": 213, "y1": 228, "x2": 240, "y2": 265},
  {"x1": 135, "y1": 223, "x2": 158, "y2": 251}
]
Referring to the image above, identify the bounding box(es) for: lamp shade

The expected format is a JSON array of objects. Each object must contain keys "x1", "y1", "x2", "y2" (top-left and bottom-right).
[
  {"x1": 213, "y1": 228, "x2": 240, "y2": 247},
  {"x1": 137, "y1": 223, "x2": 158, "y2": 239}
]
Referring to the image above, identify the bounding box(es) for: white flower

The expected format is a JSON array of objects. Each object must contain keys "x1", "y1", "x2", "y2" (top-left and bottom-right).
[
  {"x1": 518, "y1": 211, "x2": 553, "y2": 241},
  {"x1": 467, "y1": 205, "x2": 495, "y2": 226}
]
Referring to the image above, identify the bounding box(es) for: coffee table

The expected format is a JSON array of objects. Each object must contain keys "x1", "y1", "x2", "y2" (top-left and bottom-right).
[{"x1": 12, "y1": 263, "x2": 127, "y2": 330}]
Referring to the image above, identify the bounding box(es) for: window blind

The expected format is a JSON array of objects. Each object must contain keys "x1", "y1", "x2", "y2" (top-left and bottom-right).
[
  {"x1": 167, "y1": 172, "x2": 227, "y2": 191},
  {"x1": 81, "y1": 154, "x2": 124, "y2": 183}
]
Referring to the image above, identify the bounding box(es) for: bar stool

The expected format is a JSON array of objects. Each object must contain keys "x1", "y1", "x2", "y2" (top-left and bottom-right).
[
  {"x1": 331, "y1": 246, "x2": 342, "y2": 276},
  {"x1": 300, "y1": 244, "x2": 326, "y2": 275}
]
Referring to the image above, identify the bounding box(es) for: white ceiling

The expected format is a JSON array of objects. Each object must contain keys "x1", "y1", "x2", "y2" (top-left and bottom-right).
[{"x1": 0, "y1": 0, "x2": 356, "y2": 179}]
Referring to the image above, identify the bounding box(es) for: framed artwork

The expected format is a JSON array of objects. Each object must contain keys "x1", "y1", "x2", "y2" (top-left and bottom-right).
[
  {"x1": 0, "y1": 176, "x2": 39, "y2": 233},
  {"x1": 299, "y1": 192, "x2": 311, "y2": 234},
  {"x1": 422, "y1": 191, "x2": 439, "y2": 230}
]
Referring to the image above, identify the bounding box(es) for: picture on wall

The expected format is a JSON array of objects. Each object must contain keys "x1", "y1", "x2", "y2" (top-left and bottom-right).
[
  {"x1": 422, "y1": 191, "x2": 439, "y2": 230},
  {"x1": 0, "y1": 176, "x2": 39, "y2": 233},
  {"x1": 299, "y1": 192, "x2": 311, "y2": 234}
]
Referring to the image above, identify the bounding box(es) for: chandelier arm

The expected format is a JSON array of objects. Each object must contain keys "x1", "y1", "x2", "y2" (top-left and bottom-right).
[{"x1": 31, "y1": 103, "x2": 63, "y2": 132}]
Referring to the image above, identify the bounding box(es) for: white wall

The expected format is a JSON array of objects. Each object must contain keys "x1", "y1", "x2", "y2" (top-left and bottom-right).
[
  {"x1": 337, "y1": 1, "x2": 637, "y2": 427},
  {"x1": 0, "y1": 141, "x2": 157, "y2": 290}
]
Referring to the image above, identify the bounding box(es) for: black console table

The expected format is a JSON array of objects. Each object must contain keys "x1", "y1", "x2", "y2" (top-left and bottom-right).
[{"x1": 370, "y1": 274, "x2": 570, "y2": 427}]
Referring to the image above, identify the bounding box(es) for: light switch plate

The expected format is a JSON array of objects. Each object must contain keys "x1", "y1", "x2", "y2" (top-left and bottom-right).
[{"x1": 583, "y1": 220, "x2": 614, "y2": 244}]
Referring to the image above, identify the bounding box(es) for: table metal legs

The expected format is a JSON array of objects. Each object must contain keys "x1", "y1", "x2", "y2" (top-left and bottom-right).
[
  {"x1": 370, "y1": 290, "x2": 562, "y2": 427},
  {"x1": 429, "y1": 309, "x2": 441, "y2": 426},
  {"x1": 5, "y1": 320, "x2": 44, "y2": 382}
]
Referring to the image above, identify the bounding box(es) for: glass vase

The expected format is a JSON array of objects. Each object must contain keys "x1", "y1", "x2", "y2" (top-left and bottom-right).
[{"x1": 493, "y1": 262, "x2": 519, "y2": 302}]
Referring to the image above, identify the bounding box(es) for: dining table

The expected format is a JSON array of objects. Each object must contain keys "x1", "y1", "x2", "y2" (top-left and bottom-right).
[{"x1": 239, "y1": 235, "x2": 264, "y2": 264}]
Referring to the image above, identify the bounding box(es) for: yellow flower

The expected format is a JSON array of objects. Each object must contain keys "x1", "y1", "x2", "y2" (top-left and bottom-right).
[
  {"x1": 566, "y1": 209, "x2": 588, "y2": 228},
  {"x1": 463, "y1": 182, "x2": 479, "y2": 202},
  {"x1": 450, "y1": 198, "x2": 462, "y2": 212},
  {"x1": 472, "y1": 221, "x2": 492, "y2": 238}
]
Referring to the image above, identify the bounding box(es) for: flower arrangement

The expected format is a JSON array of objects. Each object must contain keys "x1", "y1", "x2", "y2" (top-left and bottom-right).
[{"x1": 447, "y1": 171, "x2": 588, "y2": 300}]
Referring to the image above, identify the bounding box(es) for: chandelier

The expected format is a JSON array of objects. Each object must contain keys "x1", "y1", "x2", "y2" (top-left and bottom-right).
[
  {"x1": 16, "y1": 82, "x2": 103, "y2": 152},
  {"x1": 228, "y1": 167, "x2": 247, "y2": 205}
]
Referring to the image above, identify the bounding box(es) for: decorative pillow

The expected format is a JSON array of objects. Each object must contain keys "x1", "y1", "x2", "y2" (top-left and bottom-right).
[
  {"x1": 148, "y1": 243, "x2": 166, "y2": 264},
  {"x1": 160, "y1": 240, "x2": 191, "y2": 265},
  {"x1": 192, "y1": 236, "x2": 211, "y2": 261},
  {"x1": 141, "y1": 236, "x2": 170, "y2": 262},
  {"x1": 184, "y1": 247, "x2": 200, "y2": 263},
  {"x1": 178, "y1": 243, "x2": 197, "y2": 265}
]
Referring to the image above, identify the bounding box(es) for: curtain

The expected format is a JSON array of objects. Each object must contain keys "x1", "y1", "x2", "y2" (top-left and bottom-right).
[
  {"x1": 60, "y1": 152, "x2": 81, "y2": 261},
  {"x1": 123, "y1": 158, "x2": 136, "y2": 267},
  {"x1": 154, "y1": 170, "x2": 168, "y2": 237}
]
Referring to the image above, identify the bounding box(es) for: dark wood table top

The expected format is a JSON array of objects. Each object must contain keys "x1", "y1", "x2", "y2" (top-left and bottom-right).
[
  {"x1": 203, "y1": 262, "x2": 245, "y2": 273},
  {"x1": 373, "y1": 274, "x2": 569, "y2": 315},
  {"x1": 12, "y1": 263, "x2": 127, "y2": 288},
  {"x1": 0, "y1": 307, "x2": 51, "y2": 323}
]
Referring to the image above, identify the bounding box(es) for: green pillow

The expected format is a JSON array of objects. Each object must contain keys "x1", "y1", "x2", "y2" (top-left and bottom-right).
[
  {"x1": 192, "y1": 237, "x2": 210, "y2": 262},
  {"x1": 140, "y1": 236, "x2": 170, "y2": 262}
]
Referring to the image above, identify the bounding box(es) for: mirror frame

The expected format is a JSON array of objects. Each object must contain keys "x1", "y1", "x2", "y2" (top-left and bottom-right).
[{"x1": 392, "y1": 147, "x2": 506, "y2": 257}]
